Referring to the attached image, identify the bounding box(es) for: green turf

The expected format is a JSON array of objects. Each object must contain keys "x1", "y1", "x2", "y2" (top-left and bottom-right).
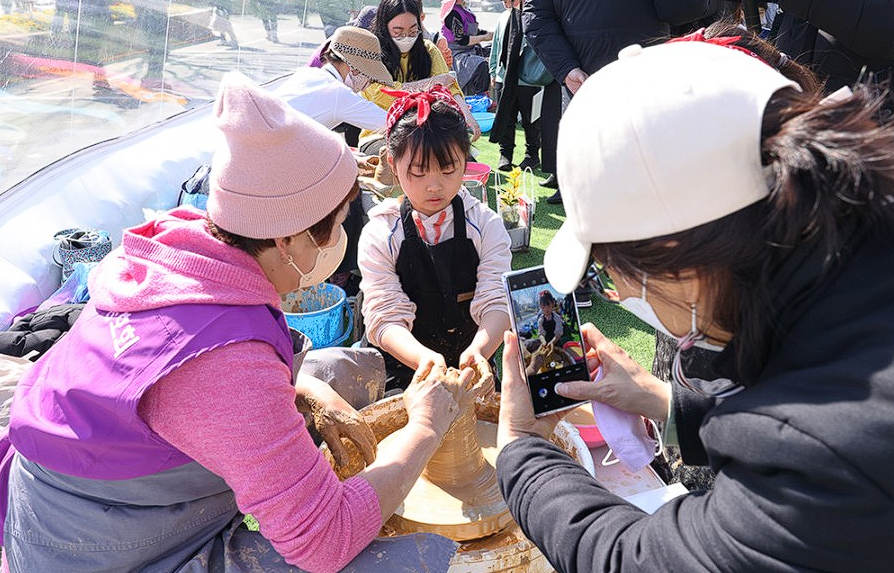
[{"x1": 472, "y1": 126, "x2": 656, "y2": 370}]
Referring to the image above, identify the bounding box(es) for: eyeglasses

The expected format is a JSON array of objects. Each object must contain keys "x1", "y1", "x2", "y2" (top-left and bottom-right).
[
  {"x1": 581, "y1": 263, "x2": 621, "y2": 304},
  {"x1": 390, "y1": 28, "x2": 419, "y2": 39}
]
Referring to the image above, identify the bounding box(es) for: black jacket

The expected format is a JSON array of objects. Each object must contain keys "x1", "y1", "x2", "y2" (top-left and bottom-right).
[
  {"x1": 774, "y1": 0, "x2": 894, "y2": 91},
  {"x1": 497, "y1": 229, "x2": 894, "y2": 572},
  {"x1": 522, "y1": 0, "x2": 716, "y2": 83}
]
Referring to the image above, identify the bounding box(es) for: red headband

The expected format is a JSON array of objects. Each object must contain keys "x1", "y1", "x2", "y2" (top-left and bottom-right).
[
  {"x1": 383, "y1": 84, "x2": 465, "y2": 138},
  {"x1": 667, "y1": 29, "x2": 771, "y2": 67}
]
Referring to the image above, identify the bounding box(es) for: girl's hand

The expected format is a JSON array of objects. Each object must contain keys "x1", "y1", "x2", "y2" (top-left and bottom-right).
[
  {"x1": 303, "y1": 384, "x2": 377, "y2": 470},
  {"x1": 554, "y1": 323, "x2": 671, "y2": 422},
  {"x1": 403, "y1": 362, "x2": 463, "y2": 437},
  {"x1": 459, "y1": 350, "x2": 495, "y2": 397},
  {"x1": 498, "y1": 331, "x2": 560, "y2": 449},
  {"x1": 415, "y1": 350, "x2": 447, "y2": 381}
]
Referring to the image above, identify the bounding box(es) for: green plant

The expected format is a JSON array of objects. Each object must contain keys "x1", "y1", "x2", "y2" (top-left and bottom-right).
[{"x1": 496, "y1": 166, "x2": 523, "y2": 209}]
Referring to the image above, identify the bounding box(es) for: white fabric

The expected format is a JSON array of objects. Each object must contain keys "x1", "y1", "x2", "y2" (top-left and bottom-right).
[
  {"x1": 275, "y1": 66, "x2": 386, "y2": 132},
  {"x1": 545, "y1": 42, "x2": 797, "y2": 294},
  {"x1": 357, "y1": 188, "x2": 512, "y2": 347}
]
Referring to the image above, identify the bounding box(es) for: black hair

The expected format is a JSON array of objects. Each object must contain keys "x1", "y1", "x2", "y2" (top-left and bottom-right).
[
  {"x1": 592, "y1": 86, "x2": 894, "y2": 382},
  {"x1": 539, "y1": 290, "x2": 557, "y2": 306},
  {"x1": 386, "y1": 100, "x2": 470, "y2": 172},
  {"x1": 373, "y1": 0, "x2": 431, "y2": 82}
]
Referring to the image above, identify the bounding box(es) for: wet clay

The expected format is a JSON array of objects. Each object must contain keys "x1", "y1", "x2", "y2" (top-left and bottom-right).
[
  {"x1": 384, "y1": 419, "x2": 512, "y2": 541},
  {"x1": 320, "y1": 381, "x2": 593, "y2": 571},
  {"x1": 386, "y1": 366, "x2": 510, "y2": 541}
]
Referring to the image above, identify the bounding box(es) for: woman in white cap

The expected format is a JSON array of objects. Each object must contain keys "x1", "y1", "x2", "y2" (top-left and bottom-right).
[
  {"x1": 495, "y1": 40, "x2": 894, "y2": 572},
  {"x1": 0, "y1": 73, "x2": 465, "y2": 573}
]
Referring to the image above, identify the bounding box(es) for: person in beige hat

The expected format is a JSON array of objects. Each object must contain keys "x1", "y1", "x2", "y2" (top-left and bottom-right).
[
  {"x1": 495, "y1": 40, "x2": 894, "y2": 572},
  {"x1": 1, "y1": 71, "x2": 465, "y2": 573},
  {"x1": 276, "y1": 26, "x2": 393, "y2": 133}
]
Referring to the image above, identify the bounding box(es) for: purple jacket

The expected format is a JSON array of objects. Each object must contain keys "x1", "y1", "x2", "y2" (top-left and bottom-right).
[{"x1": 0, "y1": 299, "x2": 293, "y2": 541}]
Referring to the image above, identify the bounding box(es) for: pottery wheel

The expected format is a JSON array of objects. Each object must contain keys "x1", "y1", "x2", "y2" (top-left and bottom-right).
[{"x1": 385, "y1": 380, "x2": 512, "y2": 543}]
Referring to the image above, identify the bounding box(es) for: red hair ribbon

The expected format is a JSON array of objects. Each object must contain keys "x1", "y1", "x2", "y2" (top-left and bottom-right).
[
  {"x1": 383, "y1": 84, "x2": 464, "y2": 137},
  {"x1": 667, "y1": 28, "x2": 772, "y2": 67}
]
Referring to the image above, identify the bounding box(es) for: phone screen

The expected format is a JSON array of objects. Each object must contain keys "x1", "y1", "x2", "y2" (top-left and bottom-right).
[{"x1": 503, "y1": 266, "x2": 588, "y2": 416}]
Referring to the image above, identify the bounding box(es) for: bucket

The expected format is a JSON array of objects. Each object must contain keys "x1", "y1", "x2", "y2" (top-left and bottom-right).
[
  {"x1": 464, "y1": 162, "x2": 491, "y2": 186},
  {"x1": 472, "y1": 111, "x2": 495, "y2": 133},
  {"x1": 281, "y1": 283, "x2": 353, "y2": 349}
]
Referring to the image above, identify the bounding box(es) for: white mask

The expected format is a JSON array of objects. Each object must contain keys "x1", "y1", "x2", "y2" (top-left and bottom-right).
[
  {"x1": 620, "y1": 275, "x2": 743, "y2": 398},
  {"x1": 619, "y1": 276, "x2": 723, "y2": 352},
  {"x1": 392, "y1": 34, "x2": 418, "y2": 53},
  {"x1": 288, "y1": 228, "x2": 347, "y2": 289},
  {"x1": 343, "y1": 69, "x2": 354, "y2": 89}
]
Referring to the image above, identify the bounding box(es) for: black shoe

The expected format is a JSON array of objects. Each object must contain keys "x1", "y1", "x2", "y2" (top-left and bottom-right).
[
  {"x1": 546, "y1": 189, "x2": 563, "y2": 204},
  {"x1": 518, "y1": 156, "x2": 540, "y2": 171},
  {"x1": 574, "y1": 286, "x2": 593, "y2": 308},
  {"x1": 540, "y1": 173, "x2": 558, "y2": 188},
  {"x1": 497, "y1": 156, "x2": 515, "y2": 172}
]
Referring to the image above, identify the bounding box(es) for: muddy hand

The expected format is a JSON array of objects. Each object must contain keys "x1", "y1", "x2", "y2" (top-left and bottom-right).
[
  {"x1": 404, "y1": 364, "x2": 462, "y2": 438},
  {"x1": 307, "y1": 391, "x2": 377, "y2": 470},
  {"x1": 460, "y1": 352, "x2": 495, "y2": 398}
]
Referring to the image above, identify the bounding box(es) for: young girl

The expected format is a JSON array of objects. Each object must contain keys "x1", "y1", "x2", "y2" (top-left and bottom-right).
[
  {"x1": 536, "y1": 289, "x2": 563, "y2": 346},
  {"x1": 358, "y1": 85, "x2": 511, "y2": 390}
]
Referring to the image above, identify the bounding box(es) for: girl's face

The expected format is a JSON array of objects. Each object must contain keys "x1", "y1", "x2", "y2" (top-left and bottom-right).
[
  {"x1": 387, "y1": 12, "x2": 420, "y2": 40},
  {"x1": 389, "y1": 146, "x2": 466, "y2": 216},
  {"x1": 540, "y1": 301, "x2": 555, "y2": 314}
]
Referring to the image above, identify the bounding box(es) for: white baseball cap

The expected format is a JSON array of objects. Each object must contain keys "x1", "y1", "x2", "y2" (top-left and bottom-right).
[{"x1": 544, "y1": 42, "x2": 797, "y2": 294}]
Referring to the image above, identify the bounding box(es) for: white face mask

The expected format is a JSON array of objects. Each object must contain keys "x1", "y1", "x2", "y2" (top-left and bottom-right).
[
  {"x1": 288, "y1": 228, "x2": 347, "y2": 289},
  {"x1": 619, "y1": 276, "x2": 724, "y2": 351},
  {"x1": 343, "y1": 69, "x2": 354, "y2": 89},
  {"x1": 392, "y1": 34, "x2": 418, "y2": 53}
]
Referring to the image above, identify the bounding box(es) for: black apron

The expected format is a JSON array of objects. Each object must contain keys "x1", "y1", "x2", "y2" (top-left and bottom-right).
[
  {"x1": 379, "y1": 196, "x2": 480, "y2": 390},
  {"x1": 541, "y1": 313, "x2": 557, "y2": 342}
]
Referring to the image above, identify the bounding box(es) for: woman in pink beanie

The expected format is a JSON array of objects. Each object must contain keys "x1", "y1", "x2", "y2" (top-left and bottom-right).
[{"x1": 0, "y1": 72, "x2": 464, "y2": 573}]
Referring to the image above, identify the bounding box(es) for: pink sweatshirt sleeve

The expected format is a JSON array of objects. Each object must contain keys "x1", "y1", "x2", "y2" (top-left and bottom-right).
[{"x1": 138, "y1": 340, "x2": 382, "y2": 573}]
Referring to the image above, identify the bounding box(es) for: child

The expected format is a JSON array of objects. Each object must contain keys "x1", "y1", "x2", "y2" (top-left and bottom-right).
[
  {"x1": 358, "y1": 84, "x2": 511, "y2": 390},
  {"x1": 536, "y1": 289, "x2": 563, "y2": 346}
]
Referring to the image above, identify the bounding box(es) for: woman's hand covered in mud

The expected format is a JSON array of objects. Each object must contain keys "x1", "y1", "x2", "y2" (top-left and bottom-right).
[
  {"x1": 498, "y1": 331, "x2": 561, "y2": 449},
  {"x1": 554, "y1": 323, "x2": 671, "y2": 422},
  {"x1": 403, "y1": 363, "x2": 466, "y2": 437},
  {"x1": 305, "y1": 385, "x2": 377, "y2": 470}
]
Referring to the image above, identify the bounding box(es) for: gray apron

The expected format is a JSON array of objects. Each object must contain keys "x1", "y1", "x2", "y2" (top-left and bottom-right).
[{"x1": 3, "y1": 343, "x2": 459, "y2": 572}]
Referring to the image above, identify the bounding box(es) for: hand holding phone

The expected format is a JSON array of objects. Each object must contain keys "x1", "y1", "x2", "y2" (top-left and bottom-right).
[{"x1": 502, "y1": 266, "x2": 589, "y2": 417}]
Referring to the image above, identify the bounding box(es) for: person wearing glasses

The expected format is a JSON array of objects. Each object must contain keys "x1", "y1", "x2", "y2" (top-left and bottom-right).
[
  {"x1": 496, "y1": 39, "x2": 894, "y2": 572},
  {"x1": 361, "y1": 0, "x2": 480, "y2": 140}
]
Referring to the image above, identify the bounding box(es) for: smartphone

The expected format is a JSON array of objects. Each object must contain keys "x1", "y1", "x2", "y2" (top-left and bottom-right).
[{"x1": 502, "y1": 266, "x2": 589, "y2": 417}]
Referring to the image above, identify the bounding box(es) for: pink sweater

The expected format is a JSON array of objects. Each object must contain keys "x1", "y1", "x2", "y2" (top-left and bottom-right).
[{"x1": 87, "y1": 208, "x2": 381, "y2": 573}]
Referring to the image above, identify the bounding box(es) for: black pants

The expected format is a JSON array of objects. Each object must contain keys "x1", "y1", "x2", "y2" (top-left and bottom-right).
[
  {"x1": 496, "y1": 83, "x2": 541, "y2": 163},
  {"x1": 538, "y1": 81, "x2": 562, "y2": 174}
]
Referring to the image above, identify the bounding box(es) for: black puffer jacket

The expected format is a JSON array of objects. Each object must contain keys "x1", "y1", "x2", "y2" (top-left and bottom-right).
[
  {"x1": 522, "y1": 0, "x2": 717, "y2": 83},
  {"x1": 0, "y1": 304, "x2": 85, "y2": 361},
  {"x1": 774, "y1": 0, "x2": 894, "y2": 91},
  {"x1": 498, "y1": 229, "x2": 894, "y2": 572}
]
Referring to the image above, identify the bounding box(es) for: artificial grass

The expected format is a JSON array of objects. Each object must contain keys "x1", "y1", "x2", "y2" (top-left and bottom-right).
[{"x1": 472, "y1": 127, "x2": 656, "y2": 370}]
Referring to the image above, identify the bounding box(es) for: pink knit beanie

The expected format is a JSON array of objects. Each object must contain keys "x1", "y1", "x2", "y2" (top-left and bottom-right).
[{"x1": 207, "y1": 72, "x2": 357, "y2": 239}]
